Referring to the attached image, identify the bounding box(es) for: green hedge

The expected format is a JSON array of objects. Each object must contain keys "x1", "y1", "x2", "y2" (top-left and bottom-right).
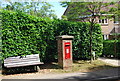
[
  {"x1": 2, "y1": 10, "x2": 55, "y2": 62},
  {"x1": 53, "y1": 20, "x2": 103, "y2": 60},
  {"x1": 102, "y1": 40, "x2": 120, "y2": 58},
  {"x1": 2, "y1": 10, "x2": 103, "y2": 62}
]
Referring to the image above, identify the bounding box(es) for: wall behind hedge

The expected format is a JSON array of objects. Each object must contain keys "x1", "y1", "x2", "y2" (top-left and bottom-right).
[{"x1": 2, "y1": 10, "x2": 103, "y2": 62}]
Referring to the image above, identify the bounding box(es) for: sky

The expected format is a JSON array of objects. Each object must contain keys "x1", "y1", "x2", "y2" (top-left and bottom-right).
[
  {"x1": 49, "y1": 2, "x2": 67, "y2": 19},
  {"x1": 1, "y1": 1, "x2": 67, "y2": 19}
]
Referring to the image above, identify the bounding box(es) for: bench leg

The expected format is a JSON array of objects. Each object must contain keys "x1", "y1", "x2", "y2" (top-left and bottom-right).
[
  {"x1": 37, "y1": 66, "x2": 40, "y2": 71},
  {"x1": 35, "y1": 66, "x2": 40, "y2": 71}
]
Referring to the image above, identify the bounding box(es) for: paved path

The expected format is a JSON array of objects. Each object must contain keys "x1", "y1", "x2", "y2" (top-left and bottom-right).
[
  {"x1": 98, "y1": 57, "x2": 120, "y2": 66},
  {"x1": 1, "y1": 57, "x2": 120, "y2": 80},
  {"x1": 1, "y1": 67, "x2": 120, "y2": 80}
]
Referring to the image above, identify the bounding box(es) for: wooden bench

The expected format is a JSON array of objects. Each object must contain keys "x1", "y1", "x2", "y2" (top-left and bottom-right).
[{"x1": 3, "y1": 54, "x2": 43, "y2": 71}]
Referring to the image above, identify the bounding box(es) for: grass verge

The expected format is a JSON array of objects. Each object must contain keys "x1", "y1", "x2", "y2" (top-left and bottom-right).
[{"x1": 39, "y1": 59, "x2": 119, "y2": 73}]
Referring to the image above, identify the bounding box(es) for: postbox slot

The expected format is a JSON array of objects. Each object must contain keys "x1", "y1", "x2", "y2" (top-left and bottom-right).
[
  {"x1": 64, "y1": 42, "x2": 71, "y2": 59},
  {"x1": 65, "y1": 45, "x2": 70, "y2": 46}
]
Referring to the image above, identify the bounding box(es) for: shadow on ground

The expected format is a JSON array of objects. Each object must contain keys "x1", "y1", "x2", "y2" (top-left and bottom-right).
[
  {"x1": 1, "y1": 77, "x2": 120, "y2": 81},
  {"x1": 2, "y1": 66, "x2": 38, "y2": 75},
  {"x1": 40, "y1": 63, "x2": 61, "y2": 69},
  {"x1": 88, "y1": 65, "x2": 120, "y2": 71},
  {"x1": 73, "y1": 60, "x2": 90, "y2": 64},
  {"x1": 2, "y1": 59, "x2": 120, "y2": 77},
  {"x1": 63, "y1": 67, "x2": 120, "y2": 81},
  {"x1": 1, "y1": 64, "x2": 120, "y2": 80},
  {"x1": 1, "y1": 63, "x2": 61, "y2": 75}
]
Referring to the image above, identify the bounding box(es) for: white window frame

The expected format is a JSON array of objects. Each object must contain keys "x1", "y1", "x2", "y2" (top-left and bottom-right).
[
  {"x1": 103, "y1": 35, "x2": 109, "y2": 40},
  {"x1": 114, "y1": 21, "x2": 119, "y2": 24},
  {"x1": 99, "y1": 19, "x2": 108, "y2": 24}
]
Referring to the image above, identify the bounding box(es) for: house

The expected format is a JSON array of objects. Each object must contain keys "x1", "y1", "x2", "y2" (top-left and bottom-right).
[
  {"x1": 63, "y1": 3, "x2": 120, "y2": 40},
  {"x1": 97, "y1": 14, "x2": 120, "y2": 40}
]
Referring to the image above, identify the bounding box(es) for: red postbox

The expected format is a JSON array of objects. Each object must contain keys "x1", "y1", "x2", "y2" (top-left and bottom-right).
[
  {"x1": 64, "y1": 42, "x2": 71, "y2": 59},
  {"x1": 56, "y1": 35, "x2": 74, "y2": 69}
]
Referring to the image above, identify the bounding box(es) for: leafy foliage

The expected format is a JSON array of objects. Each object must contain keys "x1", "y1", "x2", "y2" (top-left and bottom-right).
[
  {"x1": 61, "y1": 2, "x2": 118, "y2": 21},
  {"x1": 61, "y1": 2, "x2": 116, "y2": 62},
  {"x1": 2, "y1": 10, "x2": 103, "y2": 62},
  {"x1": 0, "y1": 9, "x2": 2, "y2": 61},
  {"x1": 2, "y1": 10, "x2": 54, "y2": 61},
  {"x1": 102, "y1": 40, "x2": 120, "y2": 58},
  {"x1": 2, "y1": 2, "x2": 57, "y2": 19},
  {"x1": 53, "y1": 20, "x2": 103, "y2": 60}
]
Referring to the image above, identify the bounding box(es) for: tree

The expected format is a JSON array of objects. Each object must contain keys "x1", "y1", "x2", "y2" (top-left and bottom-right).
[
  {"x1": 61, "y1": 15, "x2": 68, "y2": 20},
  {"x1": 3, "y1": 1, "x2": 57, "y2": 19},
  {"x1": 61, "y1": 2, "x2": 118, "y2": 62},
  {"x1": 109, "y1": 2, "x2": 120, "y2": 58}
]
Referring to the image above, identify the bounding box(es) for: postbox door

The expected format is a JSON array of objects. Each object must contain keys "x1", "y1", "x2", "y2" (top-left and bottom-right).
[{"x1": 64, "y1": 42, "x2": 70, "y2": 59}]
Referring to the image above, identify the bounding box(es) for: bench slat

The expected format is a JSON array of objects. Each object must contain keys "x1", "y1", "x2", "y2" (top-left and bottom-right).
[
  {"x1": 4, "y1": 55, "x2": 39, "y2": 60},
  {"x1": 4, "y1": 62, "x2": 43, "y2": 68},
  {"x1": 4, "y1": 58, "x2": 40, "y2": 64},
  {"x1": 4, "y1": 57, "x2": 39, "y2": 60},
  {"x1": 4, "y1": 54, "x2": 43, "y2": 68},
  {"x1": 4, "y1": 60, "x2": 40, "y2": 64}
]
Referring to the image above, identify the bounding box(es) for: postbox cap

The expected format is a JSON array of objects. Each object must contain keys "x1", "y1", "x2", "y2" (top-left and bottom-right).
[{"x1": 56, "y1": 35, "x2": 74, "y2": 40}]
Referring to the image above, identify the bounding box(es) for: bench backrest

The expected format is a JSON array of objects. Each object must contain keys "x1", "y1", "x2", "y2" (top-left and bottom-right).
[{"x1": 4, "y1": 54, "x2": 42, "y2": 68}]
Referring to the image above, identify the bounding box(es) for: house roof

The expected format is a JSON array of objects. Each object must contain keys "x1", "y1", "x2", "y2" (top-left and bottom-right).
[
  {"x1": 63, "y1": 2, "x2": 117, "y2": 17},
  {"x1": 102, "y1": 24, "x2": 120, "y2": 35},
  {"x1": 63, "y1": 2, "x2": 119, "y2": 35},
  {"x1": 110, "y1": 25, "x2": 120, "y2": 34}
]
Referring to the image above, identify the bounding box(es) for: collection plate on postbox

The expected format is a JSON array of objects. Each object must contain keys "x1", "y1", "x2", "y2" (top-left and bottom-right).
[{"x1": 64, "y1": 41, "x2": 71, "y2": 59}]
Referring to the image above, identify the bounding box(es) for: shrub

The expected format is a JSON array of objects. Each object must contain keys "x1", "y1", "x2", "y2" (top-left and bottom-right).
[
  {"x1": 2, "y1": 10, "x2": 54, "y2": 62},
  {"x1": 52, "y1": 20, "x2": 103, "y2": 60},
  {"x1": 2, "y1": 10, "x2": 103, "y2": 62},
  {"x1": 102, "y1": 40, "x2": 120, "y2": 58}
]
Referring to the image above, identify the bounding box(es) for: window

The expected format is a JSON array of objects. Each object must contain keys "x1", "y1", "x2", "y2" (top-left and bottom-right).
[
  {"x1": 102, "y1": 19, "x2": 104, "y2": 23},
  {"x1": 103, "y1": 35, "x2": 109, "y2": 40},
  {"x1": 114, "y1": 21, "x2": 119, "y2": 24},
  {"x1": 99, "y1": 19, "x2": 108, "y2": 24},
  {"x1": 105, "y1": 19, "x2": 108, "y2": 23},
  {"x1": 99, "y1": 20, "x2": 101, "y2": 23}
]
